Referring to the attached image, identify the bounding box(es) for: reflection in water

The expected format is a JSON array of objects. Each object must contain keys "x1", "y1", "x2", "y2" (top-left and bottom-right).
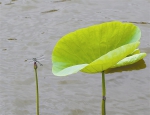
[{"x1": 140, "y1": 47, "x2": 150, "y2": 54}]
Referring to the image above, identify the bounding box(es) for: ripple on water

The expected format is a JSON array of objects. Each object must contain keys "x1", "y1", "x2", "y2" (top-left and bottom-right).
[{"x1": 0, "y1": 0, "x2": 150, "y2": 115}]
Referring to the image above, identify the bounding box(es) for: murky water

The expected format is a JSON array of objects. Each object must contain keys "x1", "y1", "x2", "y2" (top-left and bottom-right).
[{"x1": 0, "y1": 0, "x2": 150, "y2": 115}]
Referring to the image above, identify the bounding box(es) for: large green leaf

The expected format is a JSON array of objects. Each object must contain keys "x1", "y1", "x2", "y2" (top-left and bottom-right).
[
  {"x1": 52, "y1": 42, "x2": 140, "y2": 76},
  {"x1": 52, "y1": 21, "x2": 144, "y2": 76}
]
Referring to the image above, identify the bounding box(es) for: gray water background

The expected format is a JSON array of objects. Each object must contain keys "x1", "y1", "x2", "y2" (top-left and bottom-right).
[{"x1": 0, "y1": 0, "x2": 150, "y2": 115}]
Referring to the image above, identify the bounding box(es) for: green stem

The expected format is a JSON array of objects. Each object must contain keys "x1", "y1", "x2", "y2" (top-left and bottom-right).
[
  {"x1": 102, "y1": 71, "x2": 106, "y2": 115},
  {"x1": 34, "y1": 62, "x2": 39, "y2": 115}
]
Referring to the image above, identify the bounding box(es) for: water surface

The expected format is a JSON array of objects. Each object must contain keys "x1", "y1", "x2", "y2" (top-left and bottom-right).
[{"x1": 0, "y1": 0, "x2": 150, "y2": 115}]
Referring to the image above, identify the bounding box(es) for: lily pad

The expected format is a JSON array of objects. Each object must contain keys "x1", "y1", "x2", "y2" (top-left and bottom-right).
[{"x1": 52, "y1": 21, "x2": 145, "y2": 76}]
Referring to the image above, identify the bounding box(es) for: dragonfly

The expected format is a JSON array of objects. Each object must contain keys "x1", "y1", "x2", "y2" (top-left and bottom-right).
[
  {"x1": 25, "y1": 55, "x2": 44, "y2": 66},
  {"x1": 32, "y1": 58, "x2": 43, "y2": 66}
]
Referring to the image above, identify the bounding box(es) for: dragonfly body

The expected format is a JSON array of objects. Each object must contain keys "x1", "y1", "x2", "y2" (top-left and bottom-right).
[
  {"x1": 26, "y1": 55, "x2": 44, "y2": 66},
  {"x1": 33, "y1": 58, "x2": 43, "y2": 66}
]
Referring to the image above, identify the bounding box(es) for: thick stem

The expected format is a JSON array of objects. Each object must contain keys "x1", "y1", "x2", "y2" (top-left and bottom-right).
[
  {"x1": 101, "y1": 71, "x2": 106, "y2": 115},
  {"x1": 34, "y1": 62, "x2": 39, "y2": 115}
]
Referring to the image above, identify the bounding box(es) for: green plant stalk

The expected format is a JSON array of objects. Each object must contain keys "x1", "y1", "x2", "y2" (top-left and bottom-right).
[
  {"x1": 34, "y1": 62, "x2": 39, "y2": 115},
  {"x1": 101, "y1": 71, "x2": 106, "y2": 115}
]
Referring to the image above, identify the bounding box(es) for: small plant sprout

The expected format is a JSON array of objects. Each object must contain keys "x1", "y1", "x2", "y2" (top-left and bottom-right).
[{"x1": 51, "y1": 21, "x2": 146, "y2": 115}]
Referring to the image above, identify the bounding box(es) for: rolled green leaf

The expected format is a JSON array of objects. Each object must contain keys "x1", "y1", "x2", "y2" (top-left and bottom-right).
[{"x1": 111, "y1": 53, "x2": 146, "y2": 68}]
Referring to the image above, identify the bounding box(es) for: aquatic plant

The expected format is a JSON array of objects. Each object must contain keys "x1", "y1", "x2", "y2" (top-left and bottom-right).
[
  {"x1": 51, "y1": 21, "x2": 146, "y2": 115},
  {"x1": 34, "y1": 61, "x2": 39, "y2": 115},
  {"x1": 27, "y1": 57, "x2": 43, "y2": 115}
]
